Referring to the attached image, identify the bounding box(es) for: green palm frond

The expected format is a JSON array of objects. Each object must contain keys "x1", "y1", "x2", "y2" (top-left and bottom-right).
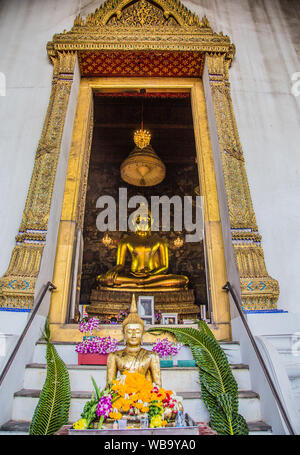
[
  {"x1": 148, "y1": 325, "x2": 248, "y2": 435},
  {"x1": 91, "y1": 376, "x2": 102, "y2": 401},
  {"x1": 29, "y1": 319, "x2": 71, "y2": 435}
]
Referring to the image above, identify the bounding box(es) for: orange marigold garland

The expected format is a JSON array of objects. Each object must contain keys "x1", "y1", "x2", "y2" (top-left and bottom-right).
[{"x1": 73, "y1": 371, "x2": 182, "y2": 429}]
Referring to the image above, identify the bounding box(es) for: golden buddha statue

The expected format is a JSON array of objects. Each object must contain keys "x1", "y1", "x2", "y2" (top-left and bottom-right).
[
  {"x1": 106, "y1": 295, "x2": 161, "y2": 386},
  {"x1": 98, "y1": 210, "x2": 188, "y2": 290}
]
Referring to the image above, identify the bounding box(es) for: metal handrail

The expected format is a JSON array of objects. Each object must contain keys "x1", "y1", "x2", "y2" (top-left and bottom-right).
[
  {"x1": 223, "y1": 281, "x2": 295, "y2": 435},
  {"x1": 0, "y1": 281, "x2": 56, "y2": 388}
]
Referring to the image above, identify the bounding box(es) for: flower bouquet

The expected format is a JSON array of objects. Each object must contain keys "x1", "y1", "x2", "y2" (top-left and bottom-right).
[
  {"x1": 152, "y1": 338, "x2": 183, "y2": 367},
  {"x1": 76, "y1": 317, "x2": 118, "y2": 365},
  {"x1": 72, "y1": 371, "x2": 183, "y2": 430}
]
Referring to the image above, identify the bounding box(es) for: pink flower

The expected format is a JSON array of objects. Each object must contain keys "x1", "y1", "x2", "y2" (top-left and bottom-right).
[
  {"x1": 96, "y1": 395, "x2": 112, "y2": 418},
  {"x1": 152, "y1": 338, "x2": 183, "y2": 359},
  {"x1": 75, "y1": 336, "x2": 118, "y2": 355},
  {"x1": 78, "y1": 317, "x2": 101, "y2": 336}
]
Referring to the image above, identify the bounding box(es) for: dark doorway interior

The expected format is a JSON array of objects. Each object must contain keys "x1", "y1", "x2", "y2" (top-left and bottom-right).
[{"x1": 79, "y1": 92, "x2": 208, "y2": 310}]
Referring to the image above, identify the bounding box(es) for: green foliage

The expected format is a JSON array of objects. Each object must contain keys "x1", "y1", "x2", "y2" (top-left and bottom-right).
[
  {"x1": 148, "y1": 324, "x2": 248, "y2": 435},
  {"x1": 80, "y1": 376, "x2": 104, "y2": 428},
  {"x1": 91, "y1": 376, "x2": 102, "y2": 401},
  {"x1": 81, "y1": 398, "x2": 98, "y2": 428},
  {"x1": 29, "y1": 319, "x2": 71, "y2": 435}
]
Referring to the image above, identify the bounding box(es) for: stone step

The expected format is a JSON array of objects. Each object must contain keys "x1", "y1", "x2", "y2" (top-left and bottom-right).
[
  {"x1": 265, "y1": 334, "x2": 294, "y2": 350},
  {"x1": 181, "y1": 390, "x2": 261, "y2": 423},
  {"x1": 0, "y1": 420, "x2": 30, "y2": 435},
  {"x1": 12, "y1": 388, "x2": 261, "y2": 423},
  {"x1": 0, "y1": 419, "x2": 272, "y2": 436},
  {"x1": 247, "y1": 420, "x2": 272, "y2": 435},
  {"x1": 290, "y1": 375, "x2": 300, "y2": 391},
  {"x1": 265, "y1": 334, "x2": 300, "y2": 352},
  {"x1": 24, "y1": 363, "x2": 251, "y2": 392},
  {"x1": 265, "y1": 335, "x2": 300, "y2": 375},
  {"x1": 33, "y1": 340, "x2": 242, "y2": 365}
]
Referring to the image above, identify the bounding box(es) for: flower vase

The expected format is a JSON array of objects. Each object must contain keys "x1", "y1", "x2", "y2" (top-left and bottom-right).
[{"x1": 78, "y1": 353, "x2": 108, "y2": 365}]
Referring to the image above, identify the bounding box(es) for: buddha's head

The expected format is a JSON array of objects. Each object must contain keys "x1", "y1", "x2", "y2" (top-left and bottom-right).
[
  {"x1": 123, "y1": 295, "x2": 144, "y2": 347},
  {"x1": 130, "y1": 203, "x2": 153, "y2": 237}
]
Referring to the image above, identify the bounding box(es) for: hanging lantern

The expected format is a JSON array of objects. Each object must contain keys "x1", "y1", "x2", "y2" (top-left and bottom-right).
[
  {"x1": 121, "y1": 129, "x2": 166, "y2": 187},
  {"x1": 102, "y1": 232, "x2": 113, "y2": 248},
  {"x1": 120, "y1": 97, "x2": 166, "y2": 187},
  {"x1": 173, "y1": 235, "x2": 184, "y2": 249}
]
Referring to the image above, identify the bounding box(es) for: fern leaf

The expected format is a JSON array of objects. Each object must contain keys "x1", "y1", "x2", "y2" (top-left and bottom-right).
[
  {"x1": 151, "y1": 327, "x2": 238, "y2": 406},
  {"x1": 148, "y1": 325, "x2": 248, "y2": 435},
  {"x1": 197, "y1": 320, "x2": 216, "y2": 339},
  {"x1": 210, "y1": 407, "x2": 248, "y2": 435},
  {"x1": 29, "y1": 331, "x2": 71, "y2": 435}
]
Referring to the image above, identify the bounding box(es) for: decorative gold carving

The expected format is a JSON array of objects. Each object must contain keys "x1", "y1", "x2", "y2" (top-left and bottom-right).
[
  {"x1": 76, "y1": 99, "x2": 94, "y2": 231},
  {"x1": 0, "y1": 51, "x2": 77, "y2": 309},
  {"x1": 79, "y1": 0, "x2": 201, "y2": 28},
  {"x1": 47, "y1": 0, "x2": 233, "y2": 58},
  {"x1": 206, "y1": 53, "x2": 279, "y2": 310},
  {"x1": 88, "y1": 288, "x2": 199, "y2": 320},
  {"x1": 107, "y1": 0, "x2": 179, "y2": 26}
]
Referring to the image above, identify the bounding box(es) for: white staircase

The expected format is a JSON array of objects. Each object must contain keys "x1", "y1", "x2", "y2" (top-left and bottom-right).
[{"x1": 0, "y1": 340, "x2": 272, "y2": 435}]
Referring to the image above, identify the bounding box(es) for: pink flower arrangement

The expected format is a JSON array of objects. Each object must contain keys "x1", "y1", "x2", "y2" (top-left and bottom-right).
[
  {"x1": 75, "y1": 336, "x2": 118, "y2": 355},
  {"x1": 76, "y1": 318, "x2": 118, "y2": 356},
  {"x1": 152, "y1": 338, "x2": 183, "y2": 359},
  {"x1": 78, "y1": 317, "x2": 101, "y2": 336},
  {"x1": 96, "y1": 394, "x2": 113, "y2": 418}
]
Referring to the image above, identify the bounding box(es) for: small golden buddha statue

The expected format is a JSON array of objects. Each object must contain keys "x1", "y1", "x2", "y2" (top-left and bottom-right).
[
  {"x1": 106, "y1": 295, "x2": 161, "y2": 386},
  {"x1": 98, "y1": 210, "x2": 188, "y2": 290}
]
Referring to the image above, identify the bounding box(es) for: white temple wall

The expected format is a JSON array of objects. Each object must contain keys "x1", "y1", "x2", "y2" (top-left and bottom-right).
[{"x1": 0, "y1": 0, "x2": 299, "y2": 314}]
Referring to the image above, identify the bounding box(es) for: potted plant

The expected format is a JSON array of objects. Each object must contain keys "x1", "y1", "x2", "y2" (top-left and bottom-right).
[
  {"x1": 152, "y1": 338, "x2": 183, "y2": 367},
  {"x1": 75, "y1": 318, "x2": 118, "y2": 365}
]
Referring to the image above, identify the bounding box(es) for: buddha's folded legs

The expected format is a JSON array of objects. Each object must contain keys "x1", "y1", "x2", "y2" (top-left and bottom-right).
[{"x1": 98, "y1": 272, "x2": 188, "y2": 288}]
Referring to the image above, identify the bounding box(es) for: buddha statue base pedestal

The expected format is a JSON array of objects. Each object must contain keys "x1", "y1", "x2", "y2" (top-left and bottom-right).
[{"x1": 87, "y1": 288, "x2": 200, "y2": 321}]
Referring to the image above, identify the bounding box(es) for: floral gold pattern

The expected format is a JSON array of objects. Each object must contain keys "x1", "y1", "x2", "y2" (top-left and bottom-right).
[
  {"x1": 78, "y1": 50, "x2": 205, "y2": 78},
  {"x1": 206, "y1": 53, "x2": 279, "y2": 310}
]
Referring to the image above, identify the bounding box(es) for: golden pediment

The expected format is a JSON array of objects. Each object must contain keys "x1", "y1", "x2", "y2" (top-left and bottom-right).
[
  {"x1": 74, "y1": 0, "x2": 207, "y2": 28},
  {"x1": 47, "y1": 0, "x2": 234, "y2": 60}
]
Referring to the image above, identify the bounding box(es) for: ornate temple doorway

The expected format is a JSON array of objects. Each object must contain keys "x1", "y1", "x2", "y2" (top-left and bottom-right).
[
  {"x1": 79, "y1": 92, "x2": 209, "y2": 321},
  {"x1": 48, "y1": 77, "x2": 230, "y2": 341}
]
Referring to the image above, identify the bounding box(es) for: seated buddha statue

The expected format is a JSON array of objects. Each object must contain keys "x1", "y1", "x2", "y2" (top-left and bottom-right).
[
  {"x1": 98, "y1": 210, "x2": 188, "y2": 290},
  {"x1": 106, "y1": 295, "x2": 161, "y2": 386}
]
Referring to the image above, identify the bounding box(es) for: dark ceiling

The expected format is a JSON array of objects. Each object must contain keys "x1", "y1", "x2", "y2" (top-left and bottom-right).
[{"x1": 91, "y1": 93, "x2": 197, "y2": 166}]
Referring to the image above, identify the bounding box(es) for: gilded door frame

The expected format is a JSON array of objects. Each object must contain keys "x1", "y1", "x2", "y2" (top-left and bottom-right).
[{"x1": 48, "y1": 77, "x2": 230, "y2": 341}]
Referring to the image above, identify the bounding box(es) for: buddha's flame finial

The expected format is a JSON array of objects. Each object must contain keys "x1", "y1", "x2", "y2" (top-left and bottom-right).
[
  {"x1": 130, "y1": 294, "x2": 137, "y2": 313},
  {"x1": 122, "y1": 294, "x2": 145, "y2": 329}
]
